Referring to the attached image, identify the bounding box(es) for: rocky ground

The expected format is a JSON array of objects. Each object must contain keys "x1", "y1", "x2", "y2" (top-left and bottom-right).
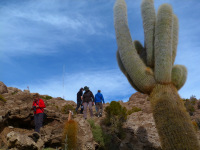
[{"x1": 0, "y1": 81, "x2": 200, "y2": 150}]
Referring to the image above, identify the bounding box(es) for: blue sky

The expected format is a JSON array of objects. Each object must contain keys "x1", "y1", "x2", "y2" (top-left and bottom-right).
[{"x1": 0, "y1": 0, "x2": 200, "y2": 102}]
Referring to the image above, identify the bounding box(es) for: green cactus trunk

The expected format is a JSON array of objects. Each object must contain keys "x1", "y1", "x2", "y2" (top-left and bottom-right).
[{"x1": 150, "y1": 84, "x2": 200, "y2": 150}]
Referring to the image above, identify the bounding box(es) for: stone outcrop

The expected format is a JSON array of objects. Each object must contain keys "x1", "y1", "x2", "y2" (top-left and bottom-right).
[
  {"x1": 119, "y1": 92, "x2": 161, "y2": 149},
  {"x1": 0, "y1": 81, "x2": 8, "y2": 94},
  {"x1": 123, "y1": 112, "x2": 161, "y2": 149},
  {"x1": 7, "y1": 131, "x2": 44, "y2": 150},
  {"x1": 0, "y1": 82, "x2": 76, "y2": 149},
  {"x1": 74, "y1": 118, "x2": 96, "y2": 150},
  {"x1": 121, "y1": 92, "x2": 151, "y2": 113}
]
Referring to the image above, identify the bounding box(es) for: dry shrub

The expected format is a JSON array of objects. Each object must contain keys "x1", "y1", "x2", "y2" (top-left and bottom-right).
[
  {"x1": 62, "y1": 104, "x2": 75, "y2": 114},
  {"x1": 0, "y1": 95, "x2": 6, "y2": 102},
  {"x1": 192, "y1": 121, "x2": 198, "y2": 131},
  {"x1": 184, "y1": 99, "x2": 195, "y2": 116},
  {"x1": 127, "y1": 106, "x2": 142, "y2": 115}
]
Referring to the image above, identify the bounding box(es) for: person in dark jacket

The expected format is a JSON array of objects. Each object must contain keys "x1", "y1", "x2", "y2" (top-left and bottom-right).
[
  {"x1": 83, "y1": 86, "x2": 94, "y2": 119},
  {"x1": 94, "y1": 90, "x2": 105, "y2": 117},
  {"x1": 75, "y1": 88, "x2": 84, "y2": 114},
  {"x1": 32, "y1": 93, "x2": 46, "y2": 133}
]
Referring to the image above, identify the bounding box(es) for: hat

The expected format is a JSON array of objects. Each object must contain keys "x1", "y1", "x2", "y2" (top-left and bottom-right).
[
  {"x1": 84, "y1": 86, "x2": 89, "y2": 91},
  {"x1": 33, "y1": 93, "x2": 39, "y2": 98}
]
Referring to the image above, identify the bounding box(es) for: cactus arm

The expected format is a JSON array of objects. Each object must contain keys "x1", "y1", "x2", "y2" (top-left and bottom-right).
[
  {"x1": 171, "y1": 65, "x2": 187, "y2": 90},
  {"x1": 154, "y1": 4, "x2": 173, "y2": 83},
  {"x1": 116, "y1": 50, "x2": 143, "y2": 93},
  {"x1": 114, "y1": 0, "x2": 156, "y2": 94},
  {"x1": 141, "y1": 0, "x2": 156, "y2": 67},
  {"x1": 172, "y1": 14, "x2": 179, "y2": 65},
  {"x1": 133, "y1": 40, "x2": 147, "y2": 65},
  {"x1": 116, "y1": 50, "x2": 128, "y2": 76},
  {"x1": 150, "y1": 84, "x2": 200, "y2": 150}
]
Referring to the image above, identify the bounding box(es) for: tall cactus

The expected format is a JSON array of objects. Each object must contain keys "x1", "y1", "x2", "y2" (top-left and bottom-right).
[{"x1": 114, "y1": 0, "x2": 200, "y2": 149}]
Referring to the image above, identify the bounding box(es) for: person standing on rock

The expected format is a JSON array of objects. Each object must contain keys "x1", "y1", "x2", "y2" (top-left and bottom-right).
[
  {"x1": 95, "y1": 90, "x2": 105, "y2": 117},
  {"x1": 32, "y1": 93, "x2": 46, "y2": 133},
  {"x1": 83, "y1": 86, "x2": 94, "y2": 120},
  {"x1": 75, "y1": 88, "x2": 84, "y2": 114}
]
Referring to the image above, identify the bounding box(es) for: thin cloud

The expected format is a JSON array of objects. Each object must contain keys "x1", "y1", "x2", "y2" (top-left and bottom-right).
[
  {"x1": 13, "y1": 69, "x2": 135, "y2": 102},
  {"x1": 0, "y1": 0, "x2": 107, "y2": 60}
]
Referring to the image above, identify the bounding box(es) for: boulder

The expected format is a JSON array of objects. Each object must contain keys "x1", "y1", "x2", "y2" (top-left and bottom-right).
[
  {"x1": 7, "y1": 87, "x2": 22, "y2": 95},
  {"x1": 74, "y1": 118, "x2": 95, "y2": 150},
  {"x1": 7, "y1": 131, "x2": 44, "y2": 150},
  {"x1": 123, "y1": 111, "x2": 161, "y2": 149},
  {"x1": 0, "y1": 81, "x2": 8, "y2": 94},
  {"x1": 127, "y1": 92, "x2": 151, "y2": 113}
]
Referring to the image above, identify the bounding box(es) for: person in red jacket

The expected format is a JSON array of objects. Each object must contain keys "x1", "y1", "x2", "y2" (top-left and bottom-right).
[{"x1": 32, "y1": 93, "x2": 46, "y2": 133}]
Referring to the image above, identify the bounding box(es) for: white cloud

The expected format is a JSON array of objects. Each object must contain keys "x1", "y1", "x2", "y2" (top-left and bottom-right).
[
  {"x1": 9, "y1": 10, "x2": 103, "y2": 34},
  {"x1": 14, "y1": 69, "x2": 135, "y2": 103}
]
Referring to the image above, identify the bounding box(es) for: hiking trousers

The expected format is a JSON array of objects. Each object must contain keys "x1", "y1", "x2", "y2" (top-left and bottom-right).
[
  {"x1": 83, "y1": 101, "x2": 93, "y2": 119},
  {"x1": 34, "y1": 113, "x2": 44, "y2": 133},
  {"x1": 76, "y1": 101, "x2": 83, "y2": 113},
  {"x1": 96, "y1": 102, "x2": 103, "y2": 116}
]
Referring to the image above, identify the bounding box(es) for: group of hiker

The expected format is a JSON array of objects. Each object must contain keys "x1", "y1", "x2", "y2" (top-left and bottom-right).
[
  {"x1": 31, "y1": 86, "x2": 105, "y2": 133},
  {"x1": 76, "y1": 86, "x2": 105, "y2": 119}
]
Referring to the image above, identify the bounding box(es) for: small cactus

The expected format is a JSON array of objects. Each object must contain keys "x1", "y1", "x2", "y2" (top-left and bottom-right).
[
  {"x1": 114, "y1": 0, "x2": 200, "y2": 149},
  {"x1": 62, "y1": 112, "x2": 78, "y2": 150}
]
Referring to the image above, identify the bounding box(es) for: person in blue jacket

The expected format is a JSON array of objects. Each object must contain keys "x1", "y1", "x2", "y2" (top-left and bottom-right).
[{"x1": 94, "y1": 90, "x2": 105, "y2": 117}]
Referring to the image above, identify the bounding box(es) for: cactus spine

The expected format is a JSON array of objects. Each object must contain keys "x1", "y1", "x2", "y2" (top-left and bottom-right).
[
  {"x1": 172, "y1": 15, "x2": 179, "y2": 65},
  {"x1": 114, "y1": 0, "x2": 200, "y2": 149}
]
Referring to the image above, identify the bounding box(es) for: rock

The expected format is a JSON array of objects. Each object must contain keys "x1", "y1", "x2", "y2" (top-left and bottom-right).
[
  {"x1": 122, "y1": 93, "x2": 161, "y2": 149},
  {"x1": 7, "y1": 131, "x2": 44, "y2": 150},
  {"x1": 0, "y1": 81, "x2": 8, "y2": 94},
  {"x1": 24, "y1": 90, "x2": 30, "y2": 93},
  {"x1": 40, "y1": 124, "x2": 63, "y2": 148},
  {"x1": 28, "y1": 132, "x2": 41, "y2": 143},
  {"x1": 116, "y1": 92, "x2": 161, "y2": 149},
  {"x1": 0, "y1": 116, "x2": 3, "y2": 122},
  {"x1": 15, "y1": 100, "x2": 22, "y2": 105},
  {"x1": 7, "y1": 87, "x2": 21, "y2": 94},
  {"x1": 126, "y1": 92, "x2": 151, "y2": 113},
  {"x1": 74, "y1": 118, "x2": 95, "y2": 150}
]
